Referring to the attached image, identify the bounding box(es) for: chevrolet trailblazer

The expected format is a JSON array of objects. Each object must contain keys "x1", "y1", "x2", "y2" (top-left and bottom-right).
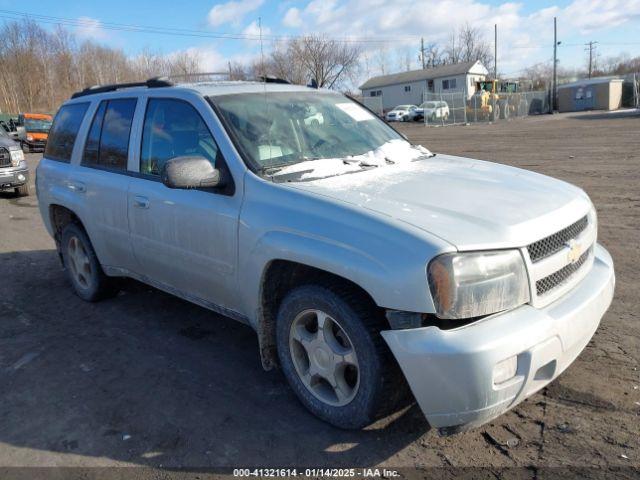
[{"x1": 36, "y1": 78, "x2": 615, "y2": 433}]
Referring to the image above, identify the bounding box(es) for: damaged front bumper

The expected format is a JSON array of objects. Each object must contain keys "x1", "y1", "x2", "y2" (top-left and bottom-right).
[{"x1": 382, "y1": 243, "x2": 615, "y2": 434}]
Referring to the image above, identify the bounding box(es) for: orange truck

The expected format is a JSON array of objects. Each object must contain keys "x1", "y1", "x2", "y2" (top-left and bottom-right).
[{"x1": 18, "y1": 113, "x2": 53, "y2": 152}]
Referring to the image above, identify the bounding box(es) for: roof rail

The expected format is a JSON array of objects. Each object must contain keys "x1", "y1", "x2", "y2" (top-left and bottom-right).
[
  {"x1": 258, "y1": 75, "x2": 291, "y2": 84},
  {"x1": 167, "y1": 72, "x2": 290, "y2": 84},
  {"x1": 71, "y1": 77, "x2": 174, "y2": 99},
  {"x1": 166, "y1": 71, "x2": 231, "y2": 82}
]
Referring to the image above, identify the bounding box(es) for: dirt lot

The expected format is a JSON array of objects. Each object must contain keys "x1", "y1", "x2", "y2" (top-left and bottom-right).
[{"x1": 0, "y1": 111, "x2": 638, "y2": 475}]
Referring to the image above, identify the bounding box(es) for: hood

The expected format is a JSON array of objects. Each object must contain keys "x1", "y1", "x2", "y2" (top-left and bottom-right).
[
  {"x1": 285, "y1": 154, "x2": 591, "y2": 250},
  {"x1": 0, "y1": 135, "x2": 17, "y2": 148}
]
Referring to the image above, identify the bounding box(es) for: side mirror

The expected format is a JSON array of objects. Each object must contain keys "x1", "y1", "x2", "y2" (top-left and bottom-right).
[{"x1": 160, "y1": 156, "x2": 225, "y2": 190}]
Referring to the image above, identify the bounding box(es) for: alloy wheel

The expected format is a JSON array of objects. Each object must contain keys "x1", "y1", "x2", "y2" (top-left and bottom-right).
[
  {"x1": 289, "y1": 309, "x2": 359, "y2": 406},
  {"x1": 67, "y1": 235, "x2": 92, "y2": 289}
]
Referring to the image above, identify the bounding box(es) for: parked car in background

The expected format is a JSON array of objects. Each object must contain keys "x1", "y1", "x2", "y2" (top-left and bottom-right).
[
  {"x1": 37, "y1": 78, "x2": 614, "y2": 433},
  {"x1": 18, "y1": 112, "x2": 53, "y2": 152},
  {"x1": 385, "y1": 105, "x2": 417, "y2": 122},
  {"x1": 414, "y1": 101, "x2": 450, "y2": 122},
  {"x1": 0, "y1": 126, "x2": 29, "y2": 196},
  {"x1": 0, "y1": 118, "x2": 26, "y2": 143}
]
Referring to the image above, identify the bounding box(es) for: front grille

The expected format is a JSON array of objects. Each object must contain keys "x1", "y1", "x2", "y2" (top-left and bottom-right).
[
  {"x1": 0, "y1": 147, "x2": 10, "y2": 167},
  {"x1": 528, "y1": 215, "x2": 588, "y2": 263},
  {"x1": 536, "y1": 248, "x2": 590, "y2": 296}
]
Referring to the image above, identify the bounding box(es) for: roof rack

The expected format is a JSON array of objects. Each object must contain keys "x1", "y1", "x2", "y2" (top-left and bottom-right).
[
  {"x1": 166, "y1": 71, "x2": 231, "y2": 82},
  {"x1": 168, "y1": 72, "x2": 291, "y2": 85},
  {"x1": 258, "y1": 75, "x2": 291, "y2": 84},
  {"x1": 71, "y1": 77, "x2": 174, "y2": 99}
]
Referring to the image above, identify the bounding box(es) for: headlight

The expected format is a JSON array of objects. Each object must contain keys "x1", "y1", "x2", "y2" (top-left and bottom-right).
[
  {"x1": 9, "y1": 148, "x2": 24, "y2": 167},
  {"x1": 428, "y1": 250, "x2": 530, "y2": 319}
]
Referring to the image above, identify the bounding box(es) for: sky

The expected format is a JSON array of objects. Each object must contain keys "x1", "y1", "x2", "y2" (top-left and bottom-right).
[{"x1": 1, "y1": 0, "x2": 639, "y2": 85}]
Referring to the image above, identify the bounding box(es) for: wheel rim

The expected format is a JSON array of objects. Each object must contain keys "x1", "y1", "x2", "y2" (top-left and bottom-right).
[
  {"x1": 289, "y1": 309, "x2": 359, "y2": 407},
  {"x1": 67, "y1": 235, "x2": 92, "y2": 290}
]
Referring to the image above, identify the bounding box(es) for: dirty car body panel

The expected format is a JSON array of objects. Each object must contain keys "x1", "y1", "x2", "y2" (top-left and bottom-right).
[{"x1": 36, "y1": 81, "x2": 615, "y2": 432}]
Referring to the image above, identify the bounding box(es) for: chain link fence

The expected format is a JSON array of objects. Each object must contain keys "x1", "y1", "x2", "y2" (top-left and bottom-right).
[{"x1": 420, "y1": 90, "x2": 550, "y2": 126}]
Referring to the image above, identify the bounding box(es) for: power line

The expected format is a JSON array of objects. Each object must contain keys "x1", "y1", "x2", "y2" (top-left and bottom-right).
[
  {"x1": 0, "y1": 9, "x2": 428, "y2": 45},
  {"x1": 1, "y1": 8, "x2": 638, "y2": 55}
]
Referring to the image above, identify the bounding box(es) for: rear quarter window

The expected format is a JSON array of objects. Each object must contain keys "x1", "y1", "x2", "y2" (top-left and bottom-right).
[{"x1": 44, "y1": 102, "x2": 90, "y2": 162}]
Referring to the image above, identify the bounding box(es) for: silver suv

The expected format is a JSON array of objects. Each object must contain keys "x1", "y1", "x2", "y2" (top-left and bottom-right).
[{"x1": 37, "y1": 78, "x2": 615, "y2": 433}]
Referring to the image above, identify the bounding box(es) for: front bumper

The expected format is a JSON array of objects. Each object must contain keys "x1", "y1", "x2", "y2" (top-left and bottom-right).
[
  {"x1": 382, "y1": 243, "x2": 615, "y2": 432},
  {"x1": 23, "y1": 139, "x2": 46, "y2": 151},
  {"x1": 0, "y1": 165, "x2": 29, "y2": 189}
]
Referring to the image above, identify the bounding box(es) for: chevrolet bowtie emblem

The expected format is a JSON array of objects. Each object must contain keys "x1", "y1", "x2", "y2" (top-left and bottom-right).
[{"x1": 566, "y1": 239, "x2": 581, "y2": 264}]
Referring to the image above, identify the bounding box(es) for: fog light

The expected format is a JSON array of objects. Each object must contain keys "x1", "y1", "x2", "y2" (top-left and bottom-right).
[
  {"x1": 493, "y1": 355, "x2": 518, "y2": 385},
  {"x1": 17, "y1": 174, "x2": 25, "y2": 182}
]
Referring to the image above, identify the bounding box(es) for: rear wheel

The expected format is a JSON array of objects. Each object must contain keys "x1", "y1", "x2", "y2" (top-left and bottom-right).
[
  {"x1": 276, "y1": 283, "x2": 408, "y2": 429},
  {"x1": 61, "y1": 223, "x2": 119, "y2": 302}
]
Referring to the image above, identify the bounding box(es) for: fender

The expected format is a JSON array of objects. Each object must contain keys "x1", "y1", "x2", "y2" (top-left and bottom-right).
[{"x1": 237, "y1": 227, "x2": 443, "y2": 331}]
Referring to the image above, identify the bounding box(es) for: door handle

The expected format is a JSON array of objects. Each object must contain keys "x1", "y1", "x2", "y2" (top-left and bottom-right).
[
  {"x1": 133, "y1": 195, "x2": 150, "y2": 209},
  {"x1": 67, "y1": 181, "x2": 86, "y2": 193}
]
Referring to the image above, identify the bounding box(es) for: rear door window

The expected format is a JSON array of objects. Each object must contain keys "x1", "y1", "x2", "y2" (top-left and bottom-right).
[
  {"x1": 44, "y1": 102, "x2": 90, "y2": 162},
  {"x1": 82, "y1": 98, "x2": 137, "y2": 171}
]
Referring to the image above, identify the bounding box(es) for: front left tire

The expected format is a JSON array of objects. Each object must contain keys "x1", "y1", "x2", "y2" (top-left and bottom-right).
[{"x1": 276, "y1": 283, "x2": 408, "y2": 429}]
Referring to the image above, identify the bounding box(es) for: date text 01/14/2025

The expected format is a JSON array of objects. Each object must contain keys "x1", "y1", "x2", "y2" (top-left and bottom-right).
[{"x1": 232, "y1": 468, "x2": 400, "y2": 477}]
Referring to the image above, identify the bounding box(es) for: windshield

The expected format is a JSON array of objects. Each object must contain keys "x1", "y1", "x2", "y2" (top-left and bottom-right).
[
  {"x1": 421, "y1": 102, "x2": 436, "y2": 109},
  {"x1": 24, "y1": 118, "x2": 52, "y2": 133},
  {"x1": 212, "y1": 92, "x2": 404, "y2": 170}
]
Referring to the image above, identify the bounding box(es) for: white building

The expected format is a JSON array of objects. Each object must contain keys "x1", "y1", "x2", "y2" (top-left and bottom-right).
[{"x1": 360, "y1": 61, "x2": 488, "y2": 111}]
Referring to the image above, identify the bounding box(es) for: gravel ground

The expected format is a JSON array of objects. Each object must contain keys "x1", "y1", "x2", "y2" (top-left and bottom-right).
[{"x1": 0, "y1": 110, "x2": 638, "y2": 476}]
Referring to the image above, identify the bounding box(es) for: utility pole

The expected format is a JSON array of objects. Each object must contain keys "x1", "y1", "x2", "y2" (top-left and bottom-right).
[
  {"x1": 553, "y1": 17, "x2": 558, "y2": 112},
  {"x1": 420, "y1": 37, "x2": 426, "y2": 69},
  {"x1": 494, "y1": 24, "x2": 497, "y2": 80},
  {"x1": 585, "y1": 41, "x2": 598, "y2": 78}
]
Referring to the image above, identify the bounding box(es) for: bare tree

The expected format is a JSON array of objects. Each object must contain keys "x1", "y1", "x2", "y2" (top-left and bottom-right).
[
  {"x1": 443, "y1": 23, "x2": 494, "y2": 72},
  {"x1": 375, "y1": 47, "x2": 390, "y2": 76},
  {"x1": 253, "y1": 35, "x2": 361, "y2": 87},
  {"x1": 267, "y1": 40, "x2": 307, "y2": 84},
  {"x1": 290, "y1": 35, "x2": 361, "y2": 88},
  {"x1": 424, "y1": 42, "x2": 445, "y2": 68},
  {"x1": 0, "y1": 19, "x2": 206, "y2": 113},
  {"x1": 444, "y1": 31, "x2": 460, "y2": 64},
  {"x1": 228, "y1": 61, "x2": 248, "y2": 81}
]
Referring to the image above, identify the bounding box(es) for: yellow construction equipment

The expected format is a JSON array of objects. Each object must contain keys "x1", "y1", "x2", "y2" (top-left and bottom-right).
[{"x1": 467, "y1": 80, "x2": 529, "y2": 121}]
